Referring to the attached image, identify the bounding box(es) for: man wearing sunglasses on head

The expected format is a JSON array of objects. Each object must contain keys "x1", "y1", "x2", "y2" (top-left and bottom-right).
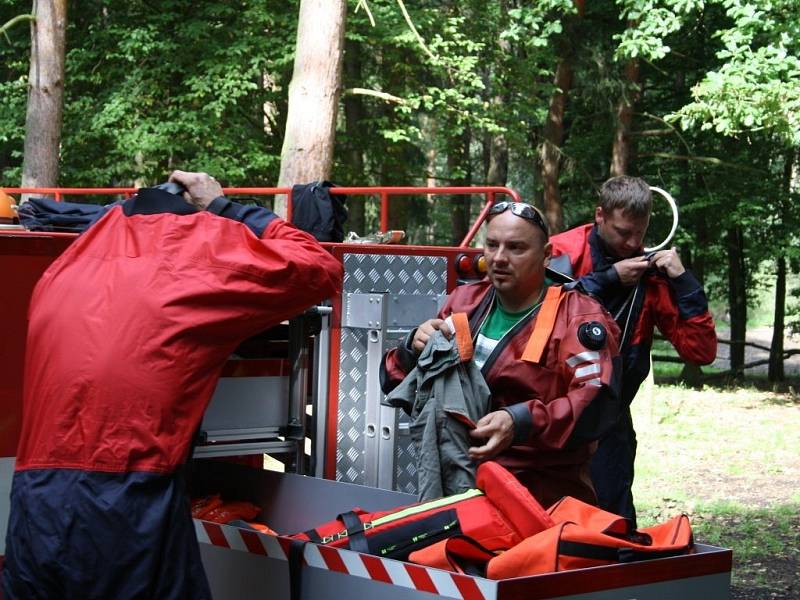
[
  {"x1": 548, "y1": 176, "x2": 716, "y2": 525},
  {"x1": 381, "y1": 201, "x2": 623, "y2": 508}
]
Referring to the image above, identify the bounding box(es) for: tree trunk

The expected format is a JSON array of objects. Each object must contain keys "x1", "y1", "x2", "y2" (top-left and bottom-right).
[
  {"x1": 449, "y1": 129, "x2": 471, "y2": 245},
  {"x1": 538, "y1": 2, "x2": 583, "y2": 233},
  {"x1": 727, "y1": 226, "x2": 747, "y2": 376},
  {"x1": 768, "y1": 151, "x2": 794, "y2": 382},
  {"x1": 21, "y1": 0, "x2": 68, "y2": 199},
  {"x1": 610, "y1": 58, "x2": 640, "y2": 177},
  {"x1": 486, "y1": 132, "x2": 508, "y2": 186},
  {"x1": 343, "y1": 39, "x2": 365, "y2": 235},
  {"x1": 276, "y1": 0, "x2": 346, "y2": 217},
  {"x1": 539, "y1": 58, "x2": 572, "y2": 233},
  {"x1": 539, "y1": 9, "x2": 583, "y2": 233},
  {"x1": 768, "y1": 256, "x2": 786, "y2": 382},
  {"x1": 691, "y1": 174, "x2": 708, "y2": 285}
]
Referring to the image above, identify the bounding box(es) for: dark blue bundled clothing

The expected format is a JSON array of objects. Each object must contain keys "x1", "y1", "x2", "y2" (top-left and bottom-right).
[
  {"x1": 3, "y1": 470, "x2": 211, "y2": 600},
  {"x1": 17, "y1": 197, "x2": 115, "y2": 232}
]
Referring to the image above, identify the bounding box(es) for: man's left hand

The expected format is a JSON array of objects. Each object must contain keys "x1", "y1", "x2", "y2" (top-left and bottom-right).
[
  {"x1": 168, "y1": 170, "x2": 223, "y2": 211},
  {"x1": 649, "y1": 247, "x2": 685, "y2": 278},
  {"x1": 468, "y1": 410, "x2": 515, "y2": 461}
]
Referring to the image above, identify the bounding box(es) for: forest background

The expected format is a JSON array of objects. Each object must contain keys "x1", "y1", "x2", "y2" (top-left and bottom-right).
[{"x1": 1, "y1": 0, "x2": 799, "y2": 375}]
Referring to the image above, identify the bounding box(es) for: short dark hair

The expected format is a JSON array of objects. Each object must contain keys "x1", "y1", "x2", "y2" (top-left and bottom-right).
[{"x1": 599, "y1": 176, "x2": 652, "y2": 218}]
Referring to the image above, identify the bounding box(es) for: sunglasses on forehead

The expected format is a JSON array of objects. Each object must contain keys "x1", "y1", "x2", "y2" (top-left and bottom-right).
[{"x1": 487, "y1": 201, "x2": 549, "y2": 237}]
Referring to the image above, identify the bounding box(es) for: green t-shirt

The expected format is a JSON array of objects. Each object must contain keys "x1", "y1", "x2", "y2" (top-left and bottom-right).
[{"x1": 481, "y1": 302, "x2": 535, "y2": 340}]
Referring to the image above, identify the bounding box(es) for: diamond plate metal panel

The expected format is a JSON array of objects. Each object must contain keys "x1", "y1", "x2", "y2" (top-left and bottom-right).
[
  {"x1": 343, "y1": 254, "x2": 447, "y2": 295},
  {"x1": 395, "y1": 425, "x2": 418, "y2": 495},
  {"x1": 336, "y1": 327, "x2": 367, "y2": 484},
  {"x1": 336, "y1": 253, "x2": 447, "y2": 493}
]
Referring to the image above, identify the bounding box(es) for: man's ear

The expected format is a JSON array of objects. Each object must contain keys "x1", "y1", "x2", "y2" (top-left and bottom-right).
[
  {"x1": 595, "y1": 206, "x2": 604, "y2": 224},
  {"x1": 543, "y1": 242, "x2": 552, "y2": 266}
]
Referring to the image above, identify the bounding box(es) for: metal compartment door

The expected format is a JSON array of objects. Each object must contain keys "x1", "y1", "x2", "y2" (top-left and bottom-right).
[{"x1": 335, "y1": 253, "x2": 446, "y2": 494}]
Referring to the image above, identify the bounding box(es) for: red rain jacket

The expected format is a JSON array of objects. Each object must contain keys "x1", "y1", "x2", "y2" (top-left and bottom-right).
[
  {"x1": 549, "y1": 224, "x2": 716, "y2": 402},
  {"x1": 16, "y1": 203, "x2": 342, "y2": 474},
  {"x1": 383, "y1": 281, "x2": 622, "y2": 507}
]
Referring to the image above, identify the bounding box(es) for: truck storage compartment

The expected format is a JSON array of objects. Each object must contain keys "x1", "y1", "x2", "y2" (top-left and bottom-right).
[{"x1": 190, "y1": 461, "x2": 732, "y2": 600}]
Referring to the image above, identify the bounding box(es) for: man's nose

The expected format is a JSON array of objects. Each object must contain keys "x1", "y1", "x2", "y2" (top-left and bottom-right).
[{"x1": 493, "y1": 247, "x2": 508, "y2": 263}]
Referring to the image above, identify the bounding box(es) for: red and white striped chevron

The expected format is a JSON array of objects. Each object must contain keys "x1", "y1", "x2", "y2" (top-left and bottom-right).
[{"x1": 194, "y1": 519, "x2": 497, "y2": 600}]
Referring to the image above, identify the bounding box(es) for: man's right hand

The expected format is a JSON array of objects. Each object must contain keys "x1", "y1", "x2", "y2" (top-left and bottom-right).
[
  {"x1": 168, "y1": 170, "x2": 224, "y2": 211},
  {"x1": 411, "y1": 318, "x2": 452, "y2": 353},
  {"x1": 613, "y1": 256, "x2": 650, "y2": 286}
]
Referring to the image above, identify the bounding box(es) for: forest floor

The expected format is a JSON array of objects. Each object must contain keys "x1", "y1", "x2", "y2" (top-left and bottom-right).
[{"x1": 633, "y1": 380, "x2": 799, "y2": 598}]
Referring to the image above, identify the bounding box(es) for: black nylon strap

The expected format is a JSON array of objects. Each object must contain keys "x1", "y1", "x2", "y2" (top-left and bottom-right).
[
  {"x1": 303, "y1": 528, "x2": 323, "y2": 544},
  {"x1": 289, "y1": 539, "x2": 307, "y2": 600},
  {"x1": 559, "y1": 540, "x2": 687, "y2": 563},
  {"x1": 338, "y1": 511, "x2": 370, "y2": 554}
]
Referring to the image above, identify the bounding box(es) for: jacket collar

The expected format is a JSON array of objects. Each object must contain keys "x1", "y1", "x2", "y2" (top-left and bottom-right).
[
  {"x1": 123, "y1": 188, "x2": 198, "y2": 217},
  {"x1": 589, "y1": 224, "x2": 628, "y2": 269}
]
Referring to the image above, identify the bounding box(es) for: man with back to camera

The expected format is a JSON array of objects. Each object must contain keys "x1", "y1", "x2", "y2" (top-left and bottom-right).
[
  {"x1": 1, "y1": 171, "x2": 343, "y2": 599},
  {"x1": 381, "y1": 200, "x2": 623, "y2": 508},
  {"x1": 549, "y1": 175, "x2": 717, "y2": 524}
]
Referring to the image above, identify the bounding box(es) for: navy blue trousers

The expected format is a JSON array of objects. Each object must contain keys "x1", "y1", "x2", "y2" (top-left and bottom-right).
[
  {"x1": 590, "y1": 406, "x2": 638, "y2": 526},
  {"x1": 2, "y1": 469, "x2": 212, "y2": 600}
]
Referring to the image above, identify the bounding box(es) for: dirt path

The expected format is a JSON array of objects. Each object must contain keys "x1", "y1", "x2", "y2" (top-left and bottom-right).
[{"x1": 712, "y1": 327, "x2": 800, "y2": 376}]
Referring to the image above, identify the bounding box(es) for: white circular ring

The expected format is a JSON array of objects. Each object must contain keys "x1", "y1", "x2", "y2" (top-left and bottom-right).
[{"x1": 644, "y1": 186, "x2": 679, "y2": 253}]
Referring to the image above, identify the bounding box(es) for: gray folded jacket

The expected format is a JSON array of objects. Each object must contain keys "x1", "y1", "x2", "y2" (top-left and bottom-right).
[{"x1": 385, "y1": 314, "x2": 491, "y2": 501}]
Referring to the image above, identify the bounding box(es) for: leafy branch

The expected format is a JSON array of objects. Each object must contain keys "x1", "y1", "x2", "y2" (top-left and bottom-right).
[
  {"x1": 1, "y1": 14, "x2": 35, "y2": 42},
  {"x1": 343, "y1": 87, "x2": 405, "y2": 104}
]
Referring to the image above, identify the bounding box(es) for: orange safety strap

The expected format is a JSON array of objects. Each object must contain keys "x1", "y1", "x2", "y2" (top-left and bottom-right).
[
  {"x1": 521, "y1": 286, "x2": 565, "y2": 364},
  {"x1": 451, "y1": 312, "x2": 474, "y2": 362}
]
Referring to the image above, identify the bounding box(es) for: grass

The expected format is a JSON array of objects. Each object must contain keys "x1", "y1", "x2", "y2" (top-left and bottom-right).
[{"x1": 632, "y1": 381, "x2": 800, "y2": 595}]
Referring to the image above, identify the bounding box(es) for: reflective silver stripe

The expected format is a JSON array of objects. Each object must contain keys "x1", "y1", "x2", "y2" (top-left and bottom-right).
[
  {"x1": 584, "y1": 377, "x2": 603, "y2": 387},
  {"x1": 566, "y1": 350, "x2": 600, "y2": 368},
  {"x1": 575, "y1": 363, "x2": 601, "y2": 378}
]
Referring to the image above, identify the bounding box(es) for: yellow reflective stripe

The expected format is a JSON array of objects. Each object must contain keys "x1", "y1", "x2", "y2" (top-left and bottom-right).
[{"x1": 369, "y1": 488, "x2": 483, "y2": 528}]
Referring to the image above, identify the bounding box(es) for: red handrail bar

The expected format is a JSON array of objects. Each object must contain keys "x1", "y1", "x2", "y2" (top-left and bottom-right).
[{"x1": 1, "y1": 185, "x2": 521, "y2": 247}]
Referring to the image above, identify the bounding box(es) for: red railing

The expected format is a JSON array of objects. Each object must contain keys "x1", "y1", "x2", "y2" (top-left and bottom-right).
[{"x1": 1, "y1": 185, "x2": 521, "y2": 247}]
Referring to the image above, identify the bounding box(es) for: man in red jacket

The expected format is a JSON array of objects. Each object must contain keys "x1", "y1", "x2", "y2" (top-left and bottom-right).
[
  {"x1": 382, "y1": 201, "x2": 622, "y2": 508},
  {"x1": 549, "y1": 176, "x2": 716, "y2": 524},
  {"x1": 2, "y1": 171, "x2": 343, "y2": 599}
]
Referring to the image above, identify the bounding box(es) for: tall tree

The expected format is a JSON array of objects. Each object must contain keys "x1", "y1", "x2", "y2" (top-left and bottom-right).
[
  {"x1": 539, "y1": 57, "x2": 573, "y2": 232},
  {"x1": 21, "y1": 0, "x2": 67, "y2": 196},
  {"x1": 768, "y1": 151, "x2": 796, "y2": 382},
  {"x1": 277, "y1": 0, "x2": 347, "y2": 216},
  {"x1": 609, "y1": 56, "x2": 639, "y2": 176},
  {"x1": 539, "y1": 0, "x2": 582, "y2": 232}
]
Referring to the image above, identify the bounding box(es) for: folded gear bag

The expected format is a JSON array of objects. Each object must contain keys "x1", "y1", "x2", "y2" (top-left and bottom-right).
[
  {"x1": 485, "y1": 496, "x2": 694, "y2": 578},
  {"x1": 290, "y1": 461, "x2": 553, "y2": 562},
  {"x1": 420, "y1": 496, "x2": 693, "y2": 578}
]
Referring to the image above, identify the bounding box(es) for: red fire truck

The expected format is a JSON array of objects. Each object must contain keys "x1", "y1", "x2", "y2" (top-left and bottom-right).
[{"x1": 0, "y1": 186, "x2": 731, "y2": 599}]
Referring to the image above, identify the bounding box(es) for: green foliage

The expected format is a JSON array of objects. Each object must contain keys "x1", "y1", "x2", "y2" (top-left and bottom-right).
[
  {"x1": 0, "y1": 0, "x2": 32, "y2": 182},
  {"x1": 1, "y1": 0, "x2": 298, "y2": 186},
  {"x1": 673, "y1": 0, "x2": 800, "y2": 145},
  {"x1": 2, "y1": 0, "x2": 800, "y2": 340},
  {"x1": 615, "y1": 0, "x2": 704, "y2": 60}
]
